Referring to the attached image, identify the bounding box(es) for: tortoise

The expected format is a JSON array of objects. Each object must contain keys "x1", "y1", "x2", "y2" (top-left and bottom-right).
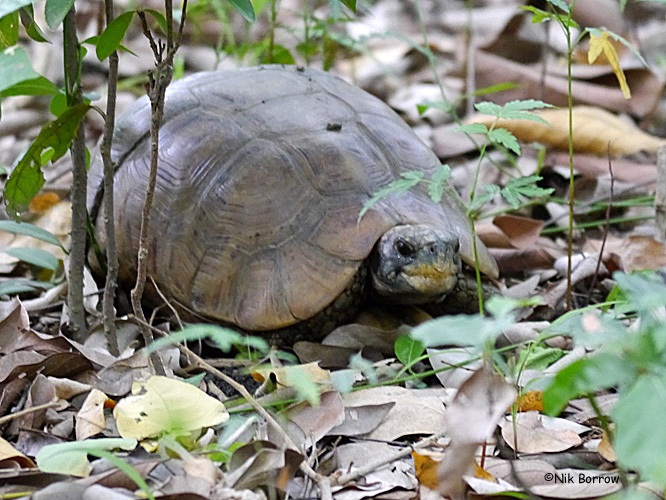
[{"x1": 87, "y1": 65, "x2": 498, "y2": 342}]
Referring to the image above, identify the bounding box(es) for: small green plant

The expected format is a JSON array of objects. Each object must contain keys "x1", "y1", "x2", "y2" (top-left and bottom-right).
[
  {"x1": 543, "y1": 270, "x2": 666, "y2": 488},
  {"x1": 521, "y1": 0, "x2": 647, "y2": 310}
]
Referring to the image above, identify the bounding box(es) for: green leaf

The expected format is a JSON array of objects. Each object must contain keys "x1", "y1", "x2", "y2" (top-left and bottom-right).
[
  {"x1": 543, "y1": 353, "x2": 633, "y2": 415},
  {"x1": 500, "y1": 175, "x2": 553, "y2": 209},
  {"x1": 411, "y1": 315, "x2": 502, "y2": 349},
  {"x1": 488, "y1": 128, "x2": 521, "y2": 155},
  {"x1": 0, "y1": 220, "x2": 64, "y2": 249},
  {"x1": 49, "y1": 92, "x2": 67, "y2": 117},
  {"x1": 0, "y1": 11, "x2": 19, "y2": 49},
  {"x1": 417, "y1": 100, "x2": 453, "y2": 115},
  {"x1": 499, "y1": 99, "x2": 554, "y2": 122},
  {"x1": 36, "y1": 438, "x2": 138, "y2": 477},
  {"x1": 96, "y1": 10, "x2": 134, "y2": 61},
  {"x1": 0, "y1": 278, "x2": 53, "y2": 296},
  {"x1": 428, "y1": 164, "x2": 451, "y2": 203},
  {"x1": 358, "y1": 171, "x2": 424, "y2": 222},
  {"x1": 0, "y1": 76, "x2": 59, "y2": 98},
  {"x1": 44, "y1": 0, "x2": 75, "y2": 30},
  {"x1": 546, "y1": 0, "x2": 570, "y2": 13},
  {"x1": 2, "y1": 247, "x2": 59, "y2": 270},
  {"x1": 19, "y1": 5, "x2": 49, "y2": 43},
  {"x1": 261, "y1": 44, "x2": 295, "y2": 65},
  {"x1": 395, "y1": 335, "x2": 426, "y2": 366},
  {"x1": 0, "y1": 0, "x2": 40, "y2": 19},
  {"x1": 0, "y1": 46, "x2": 40, "y2": 94},
  {"x1": 613, "y1": 373, "x2": 666, "y2": 487},
  {"x1": 226, "y1": 0, "x2": 256, "y2": 22},
  {"x1": 146, "y1": 323, "x2": 269, "y2": 354},
  {"x1": 454, "y1": 123, "x2": 488, "y2": 135},
  {"x1": 335, "y1": 0, "x2": 356, "y2": 12},
  {"x1": 517, "y1": 345, "x2": 565, "y2": 371},
  {"x1": 468, "y1": 184, "x2": 500, "y2": 213},
  {"x1": 4, "y1": 104, "x2": 90, "y2": 218},
  {"x1": 471, "y1": 82, "x2": 519, "y2": 97},
  {"x1": 142, "y1": 9, "x2": 167, "y2": 33},
  {"x1": 520, "y1": 6, "x2": 557, "y2": 24},
  {"x1": 474, "y1": 101, "x2": 503, "y2": 118},
  {"x1": 284, "y1": 365, "x2": 320, "y2": 406}
]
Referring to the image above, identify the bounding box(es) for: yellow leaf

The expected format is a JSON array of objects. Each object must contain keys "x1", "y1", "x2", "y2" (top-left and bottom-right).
[
  {"x1": 466, "y1": 106, "x2": 666, "y2": 157},
  {"x1": 474, "y1": 462, "x2": 495, "y2": 481},
  {"x1": 516, "y1": 390, "x2": 544, "y2": 412},
  {"x1": 413, "y1": 451, "x2": 440, "y2": 490},
  {"x1": 113, "y1": 376, "x2": 229, "y2": 441},
  {"x1": 588, "y1": 33, "x2": 631, "y2": 99},
  {"x1": 598, "y1": 429, "x2": 617, "y2": 462}
]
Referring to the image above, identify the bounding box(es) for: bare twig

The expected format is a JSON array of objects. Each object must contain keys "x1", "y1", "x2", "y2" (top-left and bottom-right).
[
  {"x1": 655, "y1": 145, "x2": 666, "y2": 242},
  {"x1": 131, "y1": 0, "x2": 188, "y2": 376},
  {"x1": 63, "y1": 6, "x2": 88, "y2": 341},
  {"x1": 587, "y1": 144, "x2": 614, "y2": 305},
  {"x1": 0, "y1": 400, "x2": 61, "y2": 426},
  {"x1": 333, "y1": 431, "x2": 447, "y2": 486},
  {"x1": 174, "y1": 344, "x2": 332, "y2": 499},
  {"x1": 101, "y1": 0, "x2": 120, "y2": 357},
  {"x1": 150, "y1": 276, "x2": 184, "y2": 330}
]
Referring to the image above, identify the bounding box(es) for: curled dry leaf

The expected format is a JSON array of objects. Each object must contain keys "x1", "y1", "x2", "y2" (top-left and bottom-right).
[
  {"x1": 437, "y1": 365, "x2": 516, "y2": 498},
  {"x1": 468, "y1": 106, "x2": 666, "y2": 157},
  {"x1": 0, "y1": 436, "x2": 36, "y2": 468},
  {"x1": 75, "y1": 389, "x2": 109, "y2": 441}
]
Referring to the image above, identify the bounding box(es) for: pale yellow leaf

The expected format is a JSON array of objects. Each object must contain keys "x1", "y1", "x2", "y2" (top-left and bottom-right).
[
  {"x1": 467, "y1": 106, "x2": 666, "y2": 156},
  {"x1": 113, "y1": 376, "x2": 228, "y2": 441},
  {"x1": 588, "y1": 33, "x2": 631, "y2": 99}
]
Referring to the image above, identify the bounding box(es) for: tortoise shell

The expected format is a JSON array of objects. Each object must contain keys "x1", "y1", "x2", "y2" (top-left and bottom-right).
[{"x1": 88, "y1": 65, "x2": 497, "y2": 331}]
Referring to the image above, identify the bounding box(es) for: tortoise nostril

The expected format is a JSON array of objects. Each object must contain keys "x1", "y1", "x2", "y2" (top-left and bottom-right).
[
  {"x1": 428, "y1": 245, "x2": 436, "y2": 254},
  {"x1": 454, "y1": 241, "x2": 460, "y2": 253}
]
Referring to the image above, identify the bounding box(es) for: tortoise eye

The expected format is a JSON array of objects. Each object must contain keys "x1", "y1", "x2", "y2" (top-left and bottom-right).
[{"x1": 395, "y1": 239, "x2": 415, "y2": 258}]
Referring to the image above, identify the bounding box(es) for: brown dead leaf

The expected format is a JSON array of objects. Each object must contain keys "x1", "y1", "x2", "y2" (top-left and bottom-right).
[
  {"x1": 500, "y1": 412, "x2": 588, "y2": 453},
  {"x1": 226, "y1": 441, "x2": 303, "y2": 491},
  {"x1": 492, "y1": 215, "x2": 546, "y2": 250},
  {"x1": 584, "y1": 235, "x2": 666, "y2": 272},
  {"x1": 328, "y1": 401, "x2": 395, "y2": 437},
  {"x1": 283, "y1": 391, "x2": 345, "y2": 450},
  {"x1": 598, "y1": 429, "x2": 617, "y2": 462},
  {"x1": 339, "y1": 386, "x2": 453, "y2": 441},
  {"x1": 469, "y1": 106, "x2": 666, "y2": 157},
  {"x1": 490, "y1": 247, "x2": 557, "y2": 273},
  {"x1": 475, "y1": 51, "x2": 662, "y2": 117},
  {"x1": 517, "y1": 391, "x2": 545, "y2": 412},
  {"x1": 546, "y1": 151, "x2": 656, "y2": 186},
  {"x1": 75, "y1": 389, "x2": 109, "y2": 440}
]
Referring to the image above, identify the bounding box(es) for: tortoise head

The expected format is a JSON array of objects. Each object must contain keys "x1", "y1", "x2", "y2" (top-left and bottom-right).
[{"x1": 370, "y1": 225, "x2": 461, "y2": 304}]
